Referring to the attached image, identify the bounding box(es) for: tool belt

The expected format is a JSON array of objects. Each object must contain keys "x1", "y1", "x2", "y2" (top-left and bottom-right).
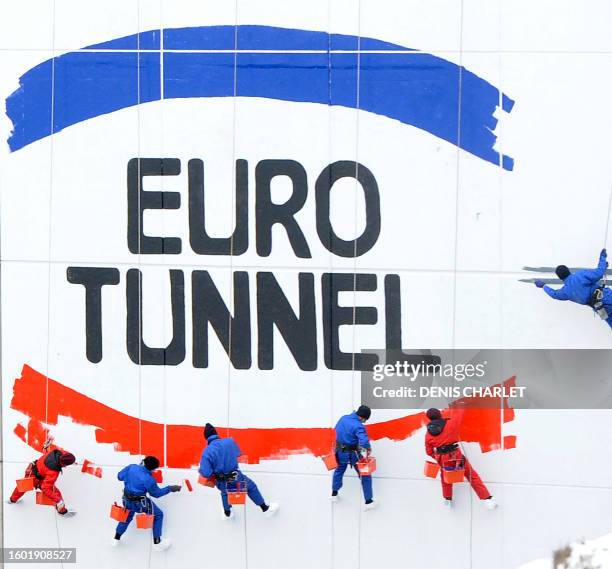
[
  {"x1": 335, "y1": 443, "x2": 358, "y2": 452},
  {"x1": 123, "y1": 492, "x2": 147, "y2": 502},
  {"x1": 435, "y1": 443, "x2": 459, "y2": 455},
  {"x1": 30, "y1": 461, "x2": 44, "y2": 481},
  {"x1": 215, "y1": 471, "x2": 238, "y2": 482}
]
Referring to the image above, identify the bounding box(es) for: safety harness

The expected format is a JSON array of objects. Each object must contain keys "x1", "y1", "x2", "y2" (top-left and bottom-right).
[
  {"x1": 434, "y1": 443, "x2": 459, "y2": 455},
  {"x1": 588, "y1": 286, "x2": 609, "y2": 320},
  {"x1": 30, "y1": 461, "x2": 44, "y2": 481},
  {"x1": 215, "y1": 471, "x2": 239, "y2": 482}
]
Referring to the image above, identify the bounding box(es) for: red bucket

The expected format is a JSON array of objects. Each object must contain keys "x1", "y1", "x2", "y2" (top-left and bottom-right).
[
  {"x1": 228, "y1": 482, "x2": 247, "y2": 505},
  {"x1": 110, "y1": 503, "x2": 129, "y2": 522},
  {"x1": 35, "y1": 492, "x2": 55, "y2": 506},
  {"x1": 322, "y1": 452, "x2": 337, "y2": 470},
  {"x1": 136, "y1": 513, "x2": 154, "y2": 529},
  {"x1": 443, "y1": 468, "x2": 465, "y2": 484},
  {"x1": 356, "y1": 457, "x2": 377, "y2": 475},
  {"x1": 198, "y1": 475, "x2": 216, "y2": 488},
  {"x1": 424, "y1": 461, "x2": 440, "y2": 479},
  {"x1": 228, "y1": 491, "x2": 247, "y2": 505},
  {"x1": 16, "y1": 477, "x2": 35, "y2": 493}
]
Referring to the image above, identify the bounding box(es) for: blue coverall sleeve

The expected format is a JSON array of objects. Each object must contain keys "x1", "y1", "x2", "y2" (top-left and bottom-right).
[
  {"x1": 198, "y1": 453, "x2": 214, "y2": 477},
  {"x1": 582, "y1": 251, "x2": 608, "y2": 283},
  {"x1": 543, "y1": 285, "x2": 570, "y2": 301},
  {"x1": 356, "y1": 423, "x2": 371, "y2": 449},
  {"x1": 117, "y1": 466, "x2": 128, "y2": 481},
  {"x1": 145, "y1": 477, "x2": 172, "y2": 498}
]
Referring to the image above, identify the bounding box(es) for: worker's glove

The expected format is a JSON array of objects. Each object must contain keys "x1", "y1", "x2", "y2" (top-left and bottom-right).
[
  {"x1": 366, "y1": 448, "x2": 372, "y2": 457},
  {"x1": 169, "y1": 485, "x2": 182, "y2": 493},
  {"x1": 602, "y1": 248, "x2": 607, "y2": 258},
  {"x1": 534, "y1": 280, "x2": 545, "y2": 288}
]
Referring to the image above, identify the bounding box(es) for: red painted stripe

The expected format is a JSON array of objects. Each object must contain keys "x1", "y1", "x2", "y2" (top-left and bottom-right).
[{"x1": 11, "y1": 364, "x2": 515, "y2": 467}]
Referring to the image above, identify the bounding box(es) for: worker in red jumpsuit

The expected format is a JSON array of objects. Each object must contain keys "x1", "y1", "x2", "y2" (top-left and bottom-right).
[
  {"x1": 425, "y1": 407, "x2": 497, "y2": 510},
  {"x1": 8, "y1": 447, "x2": 77, "y2": 517}
]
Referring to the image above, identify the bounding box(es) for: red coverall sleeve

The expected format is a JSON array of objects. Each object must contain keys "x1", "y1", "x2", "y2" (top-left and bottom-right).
[{"x1": 40, "y1": 470, "x2": 63, "y2": 503}]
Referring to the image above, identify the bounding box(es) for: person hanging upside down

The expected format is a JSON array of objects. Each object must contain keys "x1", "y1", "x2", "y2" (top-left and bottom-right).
[
  {"x1": 425, "y1": 407, "x2": 497, "y2": 510},
  {"x1": 535, "y1": 249, "x2": 612, "y2": 328},
  {"x1": 8, "y1": 447, "x2": 77, "y2": 517}
]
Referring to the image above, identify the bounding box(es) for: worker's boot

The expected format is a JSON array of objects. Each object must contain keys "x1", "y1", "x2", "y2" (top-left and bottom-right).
[
  {"x1": 223, "y1": 509, "x2": 235, "y2": 520},
  {"x1": 364, "y1": 499, "x2": 379, "y2": 511},
  {"x1": 152, "y1": 538, "x2": 172, "y2": 552},
  {"x1": 484, "y1": 496, "x2": 498, "y2": 510},
  {"x1": 330, "y1": 491, "x2": 339, "y2": 503},
  {"x1": 443, "y1": 498, "x2": 453, "y2": 508}
]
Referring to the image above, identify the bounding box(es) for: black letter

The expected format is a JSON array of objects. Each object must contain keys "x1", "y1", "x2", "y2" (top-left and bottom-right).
[
  {"x1": 192, "y1": 271, "x2": 251, "y2": 369},
  {"x1": 127, "y1": 158, "x2": 182, "y2": 254},
  {"x1": 315, "y1": 161, "x2": 380, "y2": 257},
  {"x1": 126, "y1": 269, "x2": 186, "y2": 365},
  {"x1": 322, "y1": 273, "x2": 378, "y2": 370},
  {"x1": 257, "y1": 272, "x2": 317, "y2": 370},
  {"x1": 385, "y1": 274, "x2": 402, "y2": 350},
  {"x1": 189, "y1": 159, "x2": 248, "y2": 255},
  {"x1": 256, "y1": 159, "x2": 311, "y2": 258},
  {"x1": 67, "y1": 267, "x2": 120, "y2": 363}
]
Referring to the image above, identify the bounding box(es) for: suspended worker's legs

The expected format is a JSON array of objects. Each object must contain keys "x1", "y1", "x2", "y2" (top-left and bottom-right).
[
  {"x1": 8, "y1": 464, "x2": 35, "y2": 504},
  {"x1": 240, "y1": 473, "x2": 265, "y2": 506},
  {"x1": 114, "y1": 509, "x2": 136, "y2": 538},
  {"x1": 463, "y1": 458, "x2": 491, "y2": 500},
  {"x1": 438, "y1": 451, "x2": 459, "y2": 505},
  {"x1": 220, "y1": 474, "x2": 279, "y2": 518},
  {"x1": 217, "y1": 480, "x2": 232, "y2": 516},
  {"x1": 331, "y1": 451, "x2": 351, "y2": 499},
  {"x1": 150, "y1": 501, "x2": 164, "y2": 540}
]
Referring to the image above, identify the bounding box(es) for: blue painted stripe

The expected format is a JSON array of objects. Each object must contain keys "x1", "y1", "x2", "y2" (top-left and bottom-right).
[{"x1": 5, "y1": 25, "x2": 514, "y2": 170}]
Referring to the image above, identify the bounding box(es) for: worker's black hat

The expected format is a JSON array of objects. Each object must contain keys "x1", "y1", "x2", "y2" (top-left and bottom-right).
[
  {"x1": 356, "y1": 405, "x2": 372, "y2": 420},
  {"x1": 143, "y1": 456, "x2": 160, "y2": 471},
  {"x1": 204, "y1": 423, "x2": 218, "y2": 440},
  {"x1": 555, "y1": 265, "x2": 571, "y2": 280}
]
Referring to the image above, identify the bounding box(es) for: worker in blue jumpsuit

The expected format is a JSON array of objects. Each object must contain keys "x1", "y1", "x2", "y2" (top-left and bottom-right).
[
  {"x1": 199, "y1": 423, "x2": 279, "y2": 519},
  {"x1": 112, "y1": 456, "x2": 181, "y2": 551},
  {"x1": 331, "y1": 405, "x2": 378, "y2": 510},
  {"x1": 535, "y1": 249, "x2": 612, "y2": 327}
]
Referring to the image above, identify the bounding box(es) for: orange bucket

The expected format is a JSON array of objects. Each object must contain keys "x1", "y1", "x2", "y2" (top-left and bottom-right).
[
  {"x1": 322, "y1": 452, "x2": 337, "y2": 470},
  {"x1": 228, "y1": 482, "x2": 247, "y2": 505},
  {"x1": 198, "y1": 475, "x2": 216, "y2": 488},
  {"x1": 424, "y1": 461, "x2": 440, "y2": 479},
  {"x1": 35, "y1": 492, "x2": 55, "y2": 506},
  {"x1": 110, "y1": 503, "x2": 130, "y2": 522},
  {"x1": 356, "y1": 457, "x2": 377, "y2": 475},
  {"x1": 135, "y1": 513, "x2": 154, "y2": 529},
  {"x1": 228, "y1": 491, "x2": 247, "y2": 505},
  {"x1": 443, "y1": 468, "x2": 465, "y2": 484},
  {"x1": 16, "y1": 477, "x2": 35, "y2": 492}
]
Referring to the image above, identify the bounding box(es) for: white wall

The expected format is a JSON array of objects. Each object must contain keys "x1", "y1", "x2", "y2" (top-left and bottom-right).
[{"x1": 2, "y1": 2, "x2": 612, "y2": 568}]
